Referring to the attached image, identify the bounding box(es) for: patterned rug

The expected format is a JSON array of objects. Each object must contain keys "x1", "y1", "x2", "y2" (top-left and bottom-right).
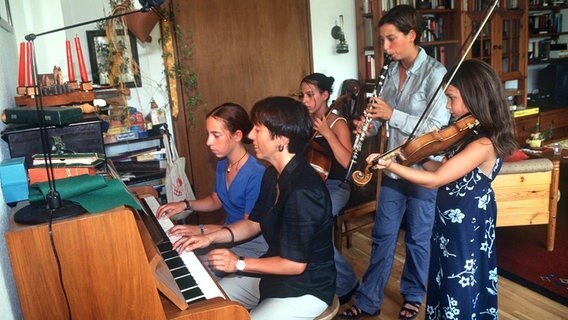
[{"x1": 495, "y1": 196, "x2": 568, "y2": 306}]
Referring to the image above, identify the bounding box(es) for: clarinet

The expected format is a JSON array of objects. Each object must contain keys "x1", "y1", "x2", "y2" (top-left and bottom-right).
[{"x1": 341, "y1": 55, "x2": 392, "y2": 188}]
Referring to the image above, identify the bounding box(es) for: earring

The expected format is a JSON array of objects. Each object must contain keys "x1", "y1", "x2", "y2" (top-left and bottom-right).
[{"x1": 278, "y1": 145, "x2": 284, "y2": 152}]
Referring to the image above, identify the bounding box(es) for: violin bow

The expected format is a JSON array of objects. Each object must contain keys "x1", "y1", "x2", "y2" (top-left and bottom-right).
[{"x1": 403, "y1": 0, "x2": 499, "y2": 145}]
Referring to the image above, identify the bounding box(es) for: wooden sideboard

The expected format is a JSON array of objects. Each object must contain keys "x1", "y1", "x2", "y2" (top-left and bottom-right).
[{"x1": 514, "y1": 108, "x2": 568, "y2": 146}]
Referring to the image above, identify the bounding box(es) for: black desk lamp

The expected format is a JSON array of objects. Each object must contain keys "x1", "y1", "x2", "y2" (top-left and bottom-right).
[{"x1": 14, "y1": 0, "x2": 166, "y2": 224}]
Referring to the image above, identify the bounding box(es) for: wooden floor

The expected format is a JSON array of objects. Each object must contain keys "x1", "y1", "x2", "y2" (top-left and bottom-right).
[{"x1": 337, "y1": 216, "x2": 568, "y2": 319}]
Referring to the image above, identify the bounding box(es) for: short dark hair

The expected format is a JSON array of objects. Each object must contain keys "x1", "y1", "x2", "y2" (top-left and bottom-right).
[
  {"x1": 206, "y1": 103, "x2": 253, "y2": 144},
  {"x1": 250, "y1": 96, "x2": 313, "y2": 154},
  {"x1": 378, "y1": 5, "x2": 423, "y2": 45}
]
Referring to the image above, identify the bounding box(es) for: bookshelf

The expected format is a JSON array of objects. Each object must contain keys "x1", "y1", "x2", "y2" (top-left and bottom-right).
[
  {"x1": 462, "y1": 0, "x2": 528, "y2": 108},
  {"x1": 355, "y1": 0, "x2": 463, "y2": 94},
  {"x1": 528, "y1": 3, "x2": 568, "y2": 64}
]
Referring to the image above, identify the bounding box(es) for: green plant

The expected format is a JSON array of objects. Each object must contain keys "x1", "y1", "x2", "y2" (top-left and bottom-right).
[
  {"x1": 160, "y1": 17, "x2": 205, "y2": 126},
  {"x1": 96, "y1": 0, "x2": 139, "y2": 90}
]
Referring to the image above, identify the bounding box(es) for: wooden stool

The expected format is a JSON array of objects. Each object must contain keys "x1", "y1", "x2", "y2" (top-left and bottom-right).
[{"x1": 315, "y1": 295, "x2": 339, "y2": 320}]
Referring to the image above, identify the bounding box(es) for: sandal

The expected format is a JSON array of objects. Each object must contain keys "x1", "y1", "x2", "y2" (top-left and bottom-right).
[
  {"x1": 399, "y1": 301, "x2": 421, "y2": 320},
  {"x1": 338, "y1": 304, "x2": 379, "y2": 319}
]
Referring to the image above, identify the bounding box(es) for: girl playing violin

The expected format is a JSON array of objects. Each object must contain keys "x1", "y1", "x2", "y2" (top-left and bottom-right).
[
  {"x1": 370, "y1": 59, "x2": 517, "y2": 319},
  {"x1": 298, "y1": 73, "x2": 359, "y2": 304}
]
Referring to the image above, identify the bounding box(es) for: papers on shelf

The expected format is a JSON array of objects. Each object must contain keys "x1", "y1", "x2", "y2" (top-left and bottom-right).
[{"x1": 32, "y1": 153, "x2": 105, "y2": 167}]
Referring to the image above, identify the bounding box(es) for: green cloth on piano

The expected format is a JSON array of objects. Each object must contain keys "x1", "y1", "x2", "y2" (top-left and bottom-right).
[{"x1": 28, "y1": 174, "x2": 141, "y2": 213}]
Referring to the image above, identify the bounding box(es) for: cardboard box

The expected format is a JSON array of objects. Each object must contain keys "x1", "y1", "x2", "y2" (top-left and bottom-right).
[{"x1": 0, "y1": 157, "x2": 29, "y2": 203}]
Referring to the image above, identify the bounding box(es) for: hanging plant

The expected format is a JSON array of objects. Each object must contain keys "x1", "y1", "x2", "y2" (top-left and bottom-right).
[
  {"x1": 101, "y1": 1, "x2": 140, "y2": 89},
  {"x1": 160, "y1": 7, "x2": 205, "y2": 126}
]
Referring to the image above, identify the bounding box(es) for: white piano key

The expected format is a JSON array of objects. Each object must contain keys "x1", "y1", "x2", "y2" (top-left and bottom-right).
[
  {"x1": 142, "y1": 195, "x2": 225, "y2": 301},
  {"x1": 180, "y1": 251, "x2": 224, "y2": 299}
]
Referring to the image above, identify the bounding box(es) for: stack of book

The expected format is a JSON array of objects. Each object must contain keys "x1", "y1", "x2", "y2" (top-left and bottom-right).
[
  {"x1": 110, "y1": 148, "x2": 166, "y2": 187},
  {"x1": 28, "y1": 153, "x2": 105, "y2": 184}
]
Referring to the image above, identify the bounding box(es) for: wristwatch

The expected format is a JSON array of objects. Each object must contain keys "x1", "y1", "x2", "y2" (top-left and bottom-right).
[{"x1": 235, "y1": 256, "x2": 246, "y2": 272}]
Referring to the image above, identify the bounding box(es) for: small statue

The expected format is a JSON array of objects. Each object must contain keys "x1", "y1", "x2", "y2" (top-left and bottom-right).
[
  {"x1": 526, "y1": 132, "x2": 544, "y2": 149},
  {"x1": 53, "y1": 65, "x2": 64, "y2": 85}
]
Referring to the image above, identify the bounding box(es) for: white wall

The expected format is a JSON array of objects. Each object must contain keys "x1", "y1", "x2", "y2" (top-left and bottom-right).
[
  {"x1": 0, "y1": 10, "x2": 23, "y2": 320},
  {"x1": 310, "y1": 0, "x2": 358, "y2": 100},
  {"x1": 11, "y1": 0, "x2": 170, "y2": 123}
]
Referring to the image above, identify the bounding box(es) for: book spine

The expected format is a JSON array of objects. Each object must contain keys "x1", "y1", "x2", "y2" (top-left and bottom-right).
[{"x1": 512, "y1": 108, "x2": 540, "y2": 118}]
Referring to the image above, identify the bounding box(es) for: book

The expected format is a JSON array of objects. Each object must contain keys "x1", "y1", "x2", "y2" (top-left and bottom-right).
[
  {"x1": 3, "y1": 106, "x2": 83, "y2": 125},
  {"x1": 28, "y1": 166, "x2": 97, "y2": 184},
  {"x1": 512, "y1": 107, "x2": 539, "y2": 118},
  {"x1": 32, "y1": 153, "x2": 105, "y2": 167},
  {"x1": 113, "y1": 159, "x2": 166, "y2": 172}
]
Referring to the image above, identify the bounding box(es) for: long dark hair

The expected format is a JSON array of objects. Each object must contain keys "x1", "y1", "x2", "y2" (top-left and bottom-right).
[
  {"x1": 250, "y1": 96, "x2": 312, "y2": 154},
  {"x1": 443, "y1": 60, "x2": 518, "y2": 158},
  {"x1": 206, "y1": 103, "x2": 253, "y2": 144},
  {"x1": 300, "y1": 73, "x2": 335, "y2": 99},
  {"x1": 378, "y1": 5, "x2": 423, "y2": 45}
]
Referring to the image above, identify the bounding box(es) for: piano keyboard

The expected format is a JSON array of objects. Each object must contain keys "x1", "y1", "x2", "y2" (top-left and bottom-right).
[{"x1": 142, "y1": 196, "x2": 225, "y2": 304}]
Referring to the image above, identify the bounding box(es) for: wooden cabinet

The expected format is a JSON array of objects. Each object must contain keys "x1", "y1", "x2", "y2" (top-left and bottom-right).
[
  {"x1": 463, "y1": 1, "x2": 528, "y2": 107},
  {"x1": 354, "y1": 1, "x2": 531, "y2": 107},
  {"x1": 513, "y1": 108, "x2": 568, "y2": 146},
  {"x1": 355, "y1": 0, "x2": 462, "y2": 93}
]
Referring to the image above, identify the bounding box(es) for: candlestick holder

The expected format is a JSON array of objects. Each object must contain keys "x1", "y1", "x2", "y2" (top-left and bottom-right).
[
  {"x1": 25, "y1": 86, "x2": 36, "y2": 96},
  {"x1": 16, "y1": 86, "x2": 26, "y2": 95},
  {"x1": 80, "y1": 81, "x2": 93, "y2": 91},
  {"x1": 67, "y1": 80, "x2": 79, "y2": 90}
]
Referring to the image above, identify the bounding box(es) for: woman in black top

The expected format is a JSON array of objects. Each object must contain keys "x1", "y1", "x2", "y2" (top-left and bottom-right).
[{"x1": 173, "y1": 96, "x2": 336, "y2": 319}]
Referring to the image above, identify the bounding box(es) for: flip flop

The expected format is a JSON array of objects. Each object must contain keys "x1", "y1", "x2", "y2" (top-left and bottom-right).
[{"x1": 399, "y1": 300, "x2": 421, "y2": 320}]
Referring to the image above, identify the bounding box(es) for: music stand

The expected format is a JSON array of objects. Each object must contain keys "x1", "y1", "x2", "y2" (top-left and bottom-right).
[{"x1": 14, "y1": 1, "x2": 166, "y2": 225}]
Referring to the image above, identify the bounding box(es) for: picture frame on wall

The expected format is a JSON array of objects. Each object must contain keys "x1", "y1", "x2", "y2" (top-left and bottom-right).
[
  {"x1": 86, "y1": 29, "x2": 142, "y2": 88},
  {"x1": 0, "y1": 0, "x2": 13, "y2": 32}
]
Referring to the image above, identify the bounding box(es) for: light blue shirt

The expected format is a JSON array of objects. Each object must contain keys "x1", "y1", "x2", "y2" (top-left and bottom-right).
[{"x1": 373, "y1": 47, "x2": 451, "y2": 179}]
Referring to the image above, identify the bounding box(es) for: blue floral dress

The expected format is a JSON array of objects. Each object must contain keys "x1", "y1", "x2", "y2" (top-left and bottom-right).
[{"x1": 425, "y1": 143, "x2": 502, "y2": 320}]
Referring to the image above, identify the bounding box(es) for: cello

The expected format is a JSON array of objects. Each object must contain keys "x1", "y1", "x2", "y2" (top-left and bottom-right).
[{"x1": 306, "y1": 92, "x2": 357, "y2": 181}]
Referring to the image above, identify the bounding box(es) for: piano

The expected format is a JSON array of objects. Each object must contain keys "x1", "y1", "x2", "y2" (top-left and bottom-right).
[{"x1": 5, "y1": 189, "x2": 249, "y2": 319}]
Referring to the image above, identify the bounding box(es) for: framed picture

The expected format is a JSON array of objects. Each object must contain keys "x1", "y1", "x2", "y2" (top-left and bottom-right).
[
  {"x1": 0, "y1": 0, "x2": 13, "y2": 32},
  {"x1": 86, "y1": 29, "x2": 141, "y2": 88}
]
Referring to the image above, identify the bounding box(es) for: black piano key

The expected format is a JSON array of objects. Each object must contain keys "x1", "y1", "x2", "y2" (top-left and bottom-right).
[
  {"x1": 171, "y1": 267, "x2": 190, "y2": 278},
  {"x1": 157, "y1": 242, "x2": 173, "y2": 253},
  {"x1": 165, "y1": 257, "x2": 186, "y2": 269},
  {"x1": 175, "y1": 274, "x2": 198, "y2": 288},
  {"x1": 182, "y1": 287, "x2": 205, "y2": 302},
  {"x1": 161, "y1": 249, "x2": 178, "y2": 260}
]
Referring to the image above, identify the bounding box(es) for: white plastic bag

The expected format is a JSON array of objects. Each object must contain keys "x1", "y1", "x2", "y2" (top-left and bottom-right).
[{"x1": 163, "y1": 132, "x2": 196, "y2": 212}]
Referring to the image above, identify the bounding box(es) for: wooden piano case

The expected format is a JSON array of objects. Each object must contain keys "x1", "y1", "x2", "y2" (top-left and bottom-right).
[{"x1": 5, "y1": 205, "x2": 249, "y2": 319}]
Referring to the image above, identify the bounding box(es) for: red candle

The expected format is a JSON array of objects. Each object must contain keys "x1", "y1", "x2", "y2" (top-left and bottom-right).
[
  {"x1": 66, "y1": 40, "x2": 75, "y2": 82},
  {"x1": 18, "y1": 42, "x2": 25, "y2": 87},
  {"x1": 74, "y1": 36, "x2": 89, "y2": 82},
  {"x1": 26, "y1": 42, "x2": 34, "y2": 86}
]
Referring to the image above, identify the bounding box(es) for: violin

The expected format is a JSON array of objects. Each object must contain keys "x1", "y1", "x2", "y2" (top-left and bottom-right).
[
  {"x1": 349, "y1": 0, "x2": 500, "y2": 187},
  {"x1": 306, "y1": 92, "x2": 356, "y2": 180},
  {"x1": 351, "y1": 114, "x2": 480, "y2": 187}
]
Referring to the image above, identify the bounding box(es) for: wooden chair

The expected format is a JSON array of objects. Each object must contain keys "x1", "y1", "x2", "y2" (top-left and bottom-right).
[
  {"x1": 314, "y1": 295, "x2": 340, "y2": 320},
  {"x1": 493, "y1": 157, "x2": 561, "y2": 251},
  {"x1": 334, "y1": 176, "x2": 381, "y2": 253},
  {"x1": 334, "y1": 125, "x2": 387, "y2": 253}
]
